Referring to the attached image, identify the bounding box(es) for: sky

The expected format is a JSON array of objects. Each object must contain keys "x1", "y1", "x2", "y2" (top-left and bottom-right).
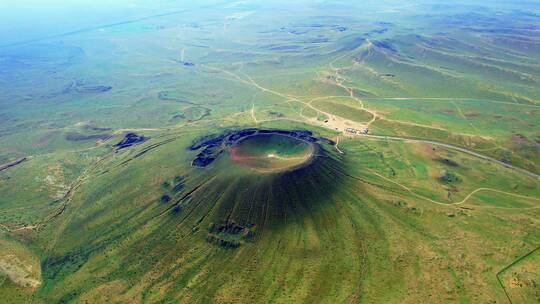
[
  {"x1": 0, "y1": 0, "x2": 538, "y2": 46},
  {"x1": 0, "y1": 0, "x2": 214, "y2": 46}
]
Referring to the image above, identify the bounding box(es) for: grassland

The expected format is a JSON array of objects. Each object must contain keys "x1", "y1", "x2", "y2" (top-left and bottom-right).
[{"x1": 0, "y1": 0, "x2": 539, "y2": 303}]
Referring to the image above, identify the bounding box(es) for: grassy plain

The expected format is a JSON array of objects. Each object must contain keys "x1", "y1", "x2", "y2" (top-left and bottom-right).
[{"x1": 0, "y1": 0, "x2": 538, "y2": 303}]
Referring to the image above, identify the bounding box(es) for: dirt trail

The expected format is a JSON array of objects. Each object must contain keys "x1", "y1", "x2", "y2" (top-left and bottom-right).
[
  {"x1": 368, "y1": 169, "x2": 540, "y2": 209},
  {"x1": 251, "y1": 103, "x2": 258, "y2": 123},
  {"x1": 361, "y1": 97, "x2": 540, "y2": 108},
  {"x1": 454, "y1": 188, "x2": 540, "y2": 205},
  {"x1": 334, "y1": 137, "x2": 344, "y2": 154},
  {"x1": 362, "y1": 134, "x2": 540, "y2": 180},
  {"x1": 200, "y1": 63, "x2": 540, "y2": 180}
]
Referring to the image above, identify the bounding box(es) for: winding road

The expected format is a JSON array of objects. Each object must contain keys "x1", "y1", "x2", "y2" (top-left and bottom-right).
[{"x1": 361, "y1": 134, "x2": 540, "y2": 180}]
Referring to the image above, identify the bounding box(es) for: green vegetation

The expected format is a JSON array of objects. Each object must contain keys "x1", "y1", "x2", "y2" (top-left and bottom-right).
[
  {"x1": 0, "y1": 1, "x2": 538, "y2": 303},
  {"x1": 498, "y1": 249, "x2": 540, "y2": 303},
  {"x1": 439, "y1": 170, "x2": 460, "y2": 183},
  {"x1": 312, "y1": 99, "x2": 374, "y2": 123}
]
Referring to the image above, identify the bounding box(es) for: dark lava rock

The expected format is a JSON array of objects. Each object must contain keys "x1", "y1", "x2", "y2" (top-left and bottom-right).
[
  {"x1": 171, "y1": 205, "x2": 183, "y2": 214},
  {"x1": 436, "y1": 158, "x2": 459, "y2": 167},
  {"x1": 206, "y1": 221, "x2": 255, "y2": 249},
  {"x1": 115, "y1": 133, "x2": 148, "y2": 150},
  {"x1": 188, "y1": 128, "x2": 331, "y2": 168},
  {"x1": 192, "y1": 156, "x2": 216, "y2": 167},
  {"x1": 319, "y1": 138, "x2": 336, "y2": 146},
  {"x1": 228, "y1": 128, "x2": 258, "y2": 141},
  {"x1": 189, "y1": 134, "x2": 229, "y2": 151},
  {"x1": 439, "y1": 170, "x2": 460, "y2": 183},
  {"x1": 206, "y1": 234, "x2": 240, "y2": 248}
]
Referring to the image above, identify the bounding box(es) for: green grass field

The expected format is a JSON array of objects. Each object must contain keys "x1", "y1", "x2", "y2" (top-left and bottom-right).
[{"x1": 0, "y1": 1, "x2": 539, "y2": 303}]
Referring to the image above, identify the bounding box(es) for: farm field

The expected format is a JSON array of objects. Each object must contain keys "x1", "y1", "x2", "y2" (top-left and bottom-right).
[{"x1": 0, "y1": 1, "x2": 539, "y2": 303}]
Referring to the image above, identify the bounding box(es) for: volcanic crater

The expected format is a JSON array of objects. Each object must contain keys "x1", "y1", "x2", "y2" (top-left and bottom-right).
[
  {"x1": 180, "y1": 128, "x2": 349, "y2": 239},
  {"x1": 189, "y1": 128, "x2": 333, "y2": 172},
  {"x1": 230, "y1": 133, "x2": 315, "y2": 173}
]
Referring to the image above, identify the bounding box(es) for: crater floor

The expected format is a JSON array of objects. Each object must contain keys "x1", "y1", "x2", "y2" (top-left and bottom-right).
[{"x1": 229, "y1": 134, "x2": 315, "y2": 173}]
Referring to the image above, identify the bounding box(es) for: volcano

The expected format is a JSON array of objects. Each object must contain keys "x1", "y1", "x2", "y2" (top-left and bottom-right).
[{"x1": 168, "y1": 129, "x2": 349, "y2": 247}]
